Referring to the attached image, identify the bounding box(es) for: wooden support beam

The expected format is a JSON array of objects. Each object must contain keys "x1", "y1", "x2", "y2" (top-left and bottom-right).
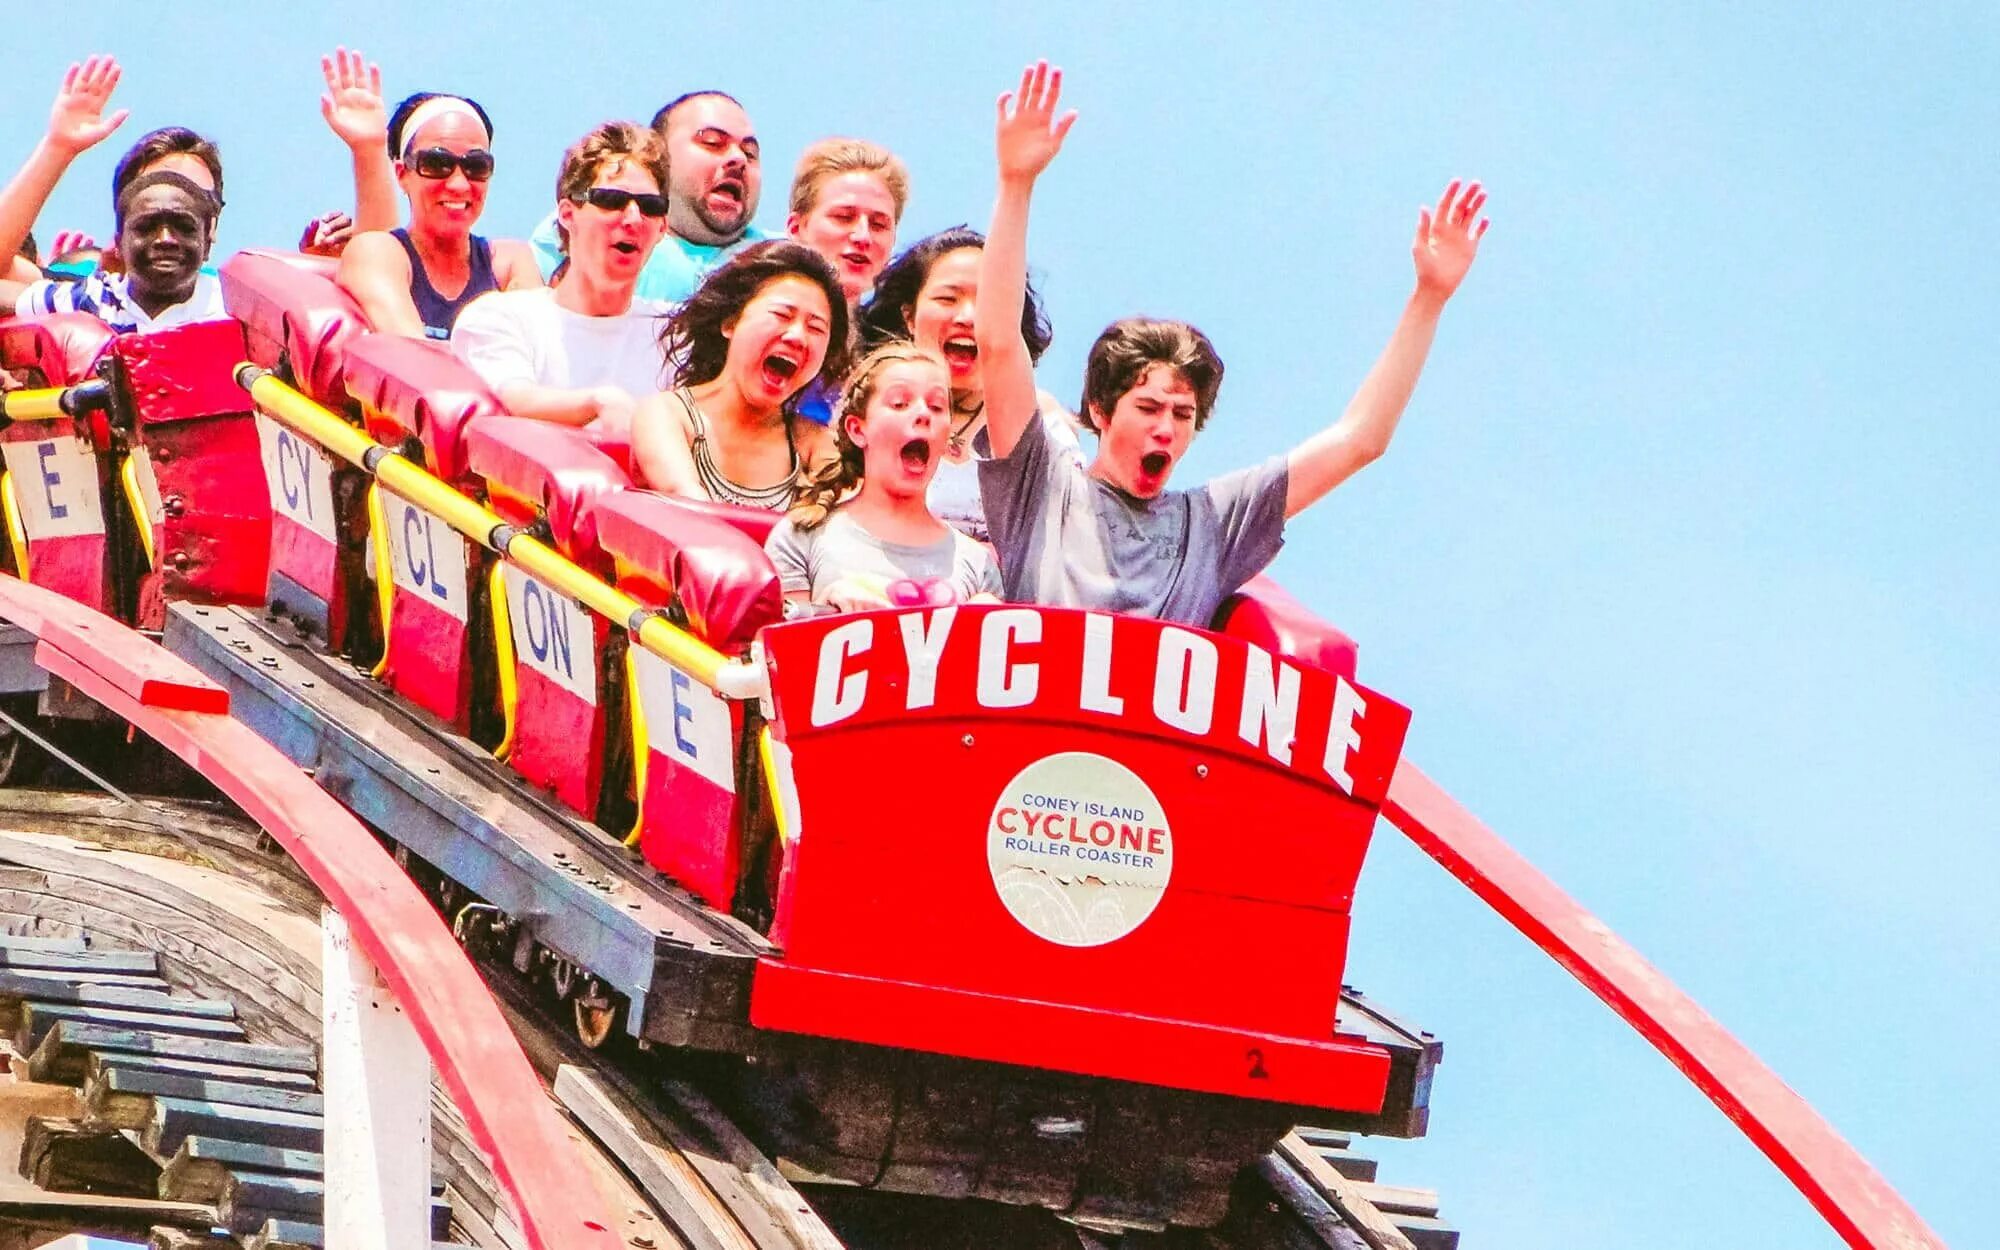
[
  {"x1": 159, "y1": 1137, "x2": 325, "y2": 1204},
  {"x1": 19, "y1": 1115, "x2": 160, "y2": 1197},
  {"x1": 88, "y1": 1052, "x2": 319, "y2": 1092},
  {"x1": 86, "y1": 1065, "x2": 324, "y2": 1131},
  {"x1": 28, "y1": 1019, "x2": 316, "y2": 1084},
  {"x1": 0, "y1": 970, "x2": 236, "y2": 1029},
  {"x1": 144, "y1": 1095, "x2": 323, "y2": 1157},
  {"x1": 20, "y1": 1003, "x2": 246, "y2": 1052},
  {"x1": 1276, "y1": 1130, "x2": 1420, "y2": 1250}
]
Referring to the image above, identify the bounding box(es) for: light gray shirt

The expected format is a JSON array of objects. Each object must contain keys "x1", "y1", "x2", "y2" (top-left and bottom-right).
[
  {"x1": 765, "y1": 511, "x2": 1003, "y2": 603},
  {"x1": 977, "y1": 411, "x2": 1288, "y2": 626}
]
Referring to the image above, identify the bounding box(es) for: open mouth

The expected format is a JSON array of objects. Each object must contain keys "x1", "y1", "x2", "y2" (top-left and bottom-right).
[
  {"x1": 759, "y1": 352, "x2": 802, "y2": 391},
  {"x1": 706, "y1": 178, "x2": 745, "y2": 216},
  {"x1": 941, "y1": 339, "x2": 978, "y2": 373},
  {"x1": 1139, "y1": 451, "x2": 1171, "y2": 477},
  {"x1": 898, "y1": 439, "x2": 932, "y2": 472},
  {"x1": 839, "y1": 249, "x2": 872, "y2": 272},
  {"x1": 610, "y1": 240, "x2": 641, "y2": 256}
]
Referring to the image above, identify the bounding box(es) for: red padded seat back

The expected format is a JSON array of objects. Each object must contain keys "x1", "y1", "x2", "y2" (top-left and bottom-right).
[
  {"x1": 0, "y1": 313, "x2": 116, "y2": 387},
  {"x1": 218, "y1": 250, "x2": 366, "y2": 411},
  {"x1": 343, "y1": 332, "x2": 506, "y2": 490},
  {"x1": 462, "y1": 418, "x2": 632, "y2": 569},
  {"x1": 593, "y1": 490, "x2": 782, "y2": 654},
  {"x1": 1211, "y1": 574, "x2": 1359, "y2": 680}
]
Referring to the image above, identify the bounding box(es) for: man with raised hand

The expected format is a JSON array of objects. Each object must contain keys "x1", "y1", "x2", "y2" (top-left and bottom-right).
[
  {"x1": 528, "y1": 91, "x2": 768, "y2": 303},
  {"x1": 974, "y1": 61, "x2": 1489, "y2": 628},
  {"x1": 452, "y1": 121, "x2": 672, "y2": 430}
]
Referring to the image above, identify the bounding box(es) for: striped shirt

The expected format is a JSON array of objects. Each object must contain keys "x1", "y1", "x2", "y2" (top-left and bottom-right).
[{"x1": 12, "y1": 272, "x2": 225, "y2": 333}]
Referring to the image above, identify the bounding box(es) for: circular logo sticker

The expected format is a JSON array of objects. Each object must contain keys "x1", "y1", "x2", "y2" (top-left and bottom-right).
[{"x1": 987, "y1": 752, "x2": 1173, "y2": 947}]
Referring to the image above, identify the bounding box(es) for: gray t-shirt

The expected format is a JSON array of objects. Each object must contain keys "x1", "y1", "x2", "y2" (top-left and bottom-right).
[
  {"x1": 765, "y1": 511, "x2": 1003, "y2": 603},
  {"x1": 977, "y1": 412, "x2": 1288, "y2": 626}
]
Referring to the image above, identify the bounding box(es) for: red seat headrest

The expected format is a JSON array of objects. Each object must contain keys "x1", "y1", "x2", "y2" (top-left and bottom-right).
[
  {"x1": 219, "y1": 250, "x2": 365, "y2": 412},
  {"x1": 1211, "y1": 575, "x2": 1359, "y2": 680},
  {"x1": 342, "y1": 332, "x2": 506, "y2": 488},
  {"x1": 463, "y1": 418, "x2": 632, "y2": 567},
  {"x1": 593, "y1": 489, "x2": 783, "y2": 655},
  {"x1": 0, "y1": 313, "x2": 115, "y2": 386}
]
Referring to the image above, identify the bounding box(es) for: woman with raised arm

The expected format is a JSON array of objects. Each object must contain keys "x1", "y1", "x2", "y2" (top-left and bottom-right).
[
  {"x1": 974, "y1": 61, "x2": 1489, "y2": 626},
  {"x1": 328, "y1": 51, "x2": 541, "y2": 340},
  {"x1": 765, "y1": 343, "x2": 1003, "y2": 616},
  {"x1": 859, "y1": 228, "x2": 1080, "y2": 542},
  {"x1": 630, "y1": 241, "x2": 846, "y2": 509}
]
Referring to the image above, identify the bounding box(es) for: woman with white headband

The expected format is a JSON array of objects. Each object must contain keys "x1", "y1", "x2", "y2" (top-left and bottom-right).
[{"x1": 323, "y1": 51, "x2": 540, "y2": 340}]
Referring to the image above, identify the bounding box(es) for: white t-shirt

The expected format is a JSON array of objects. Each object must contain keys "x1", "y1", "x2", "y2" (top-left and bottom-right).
[
  {"x1": 450, "y1": 288, "x2": 672, "y2": 400},
  {"x1": 13, "y1": 271, "x2": 225, "y2": 334}
]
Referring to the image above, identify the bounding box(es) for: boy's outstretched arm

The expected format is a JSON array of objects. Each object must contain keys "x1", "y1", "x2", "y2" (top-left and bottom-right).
[
  {"x1": 1284, "y1": 180, "x2": 1489, "y2": 518},
  {"x1": 974, "y1": 60, "x2": 1076, "y2": 460},
  {"x1": 0, "y1": 57, "x2": 130, "y2": 272}
]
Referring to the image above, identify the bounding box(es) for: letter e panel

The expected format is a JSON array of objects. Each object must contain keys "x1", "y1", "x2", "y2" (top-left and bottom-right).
[
  {"x1": 0, "y1": 418, "x2": 109, "y2": 610},
  {"x1": 751, "y1": 605, "x2": 1412, "y2": 1111}
]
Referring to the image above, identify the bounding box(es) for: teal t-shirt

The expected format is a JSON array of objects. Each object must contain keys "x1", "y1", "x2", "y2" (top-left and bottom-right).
[{"x1": 527, "y1": 212, "x2": 769, "y2": 304}]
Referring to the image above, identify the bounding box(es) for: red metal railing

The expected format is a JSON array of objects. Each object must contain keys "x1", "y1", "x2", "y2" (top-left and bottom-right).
[{"x1": 1385, "y1": 760, "x2": 1944, "y2": 1250}]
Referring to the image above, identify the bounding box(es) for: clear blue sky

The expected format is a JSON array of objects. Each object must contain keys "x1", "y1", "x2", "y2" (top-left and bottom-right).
[{"x1": 7, "y1": 5, "x2": 1992, "y2": 1246}]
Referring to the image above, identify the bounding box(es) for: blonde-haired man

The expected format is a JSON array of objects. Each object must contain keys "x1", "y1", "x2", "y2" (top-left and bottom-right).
[{"x1": 786, "y1": 137, "x2": 908, "y2": 305}]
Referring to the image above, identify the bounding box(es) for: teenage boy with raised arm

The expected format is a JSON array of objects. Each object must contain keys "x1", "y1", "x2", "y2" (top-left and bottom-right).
[{"x1": 974, "y1": 62, "x2": 1490, "y2": 628}]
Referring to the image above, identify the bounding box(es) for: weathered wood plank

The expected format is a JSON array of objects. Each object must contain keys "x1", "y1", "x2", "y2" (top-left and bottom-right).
[
  {"x1": 87, "y1": 1065, "x2": 324, "y2": 1131},
  {"x1": 0, "y1": 933, "x2": 88, "y2": 953},
  {"x1": 20, "y1": 1114, "x2": 161, "y2": 1197},
  {"x1": 0, "y1": 946, "x2": 160, "y2": 974},
  {"x1": 1276, "y1": 1130, "x2": 1421, "y2": 1250},
  {"x1": 0, "y1": 965, "x2": 172, "y2": 991},
  {"x1": 1350, "y1": 1182, "x2": 1441, "y2": 1219},
  {"x1": 241, "y1": 1201, "x2": 453, "y2": 1250},
  {"x1": 0, "y1": 969, "x2": 237, "y2": 1028},
  {"x1": 29, "y1": 1019, "x2": 316, "y2": 1083},
  {"x1": 144, "y1": 1095, "x2": 323, "y2": 1157},
  {"x1": 158, "y1": 1136, "x2": 324, "y2": 1204},
  {"x1": 221, "y1": 1171, "x2": 323, "y2": 1233},
  {"x1": 21, "y1": 1001, "x2": 248, "y2": 1050},
  {"x1": 554, "y1": 1065, "x2": 758, "y2": 1250},
  {"x1": 90, "y1": 1051, "x2": 320, "y2": 1091}
]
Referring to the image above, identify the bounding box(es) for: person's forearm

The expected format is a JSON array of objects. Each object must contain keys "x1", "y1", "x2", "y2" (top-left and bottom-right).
[
  {"x1": 495, "y1": 382, "x2": 599, "y2": 427},
  {"x1": 1284, "y1": 288, "x2": 1445, "y2": 515},
  {"x1": 0, "y1": 141, "x2": 77, "y2": 268},
  {"x1": 349, "y1": 146, "x2": 399, "y2": 234},
  {"x1": 974, "y1": 176, "x2": 1040, "y2": 457}
]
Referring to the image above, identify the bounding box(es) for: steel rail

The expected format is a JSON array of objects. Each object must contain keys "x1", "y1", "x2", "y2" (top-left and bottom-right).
[{"x1": 1384, "y1": 760, "x2": 1945, "y2": 1250}]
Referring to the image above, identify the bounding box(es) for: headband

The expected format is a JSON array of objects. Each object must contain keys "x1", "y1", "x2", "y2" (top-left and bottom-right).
[
  {"x1": 398, "y1": 96, "x2": 490, "y2": 156},
  {"x1": 115, "y1": 170, "x2": 219, "y2": 228}
]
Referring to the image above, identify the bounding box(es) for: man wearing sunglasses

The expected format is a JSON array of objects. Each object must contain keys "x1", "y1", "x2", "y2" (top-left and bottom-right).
[
  {"x1": 452, "y1": 121, "x2": 672, "y2": 430},
  {"x1": 329, "y1": 75, "x2": 543, "y2": 340},
  {"x1": 527, "y1": 90, "x2": 768, "y2": 303}
]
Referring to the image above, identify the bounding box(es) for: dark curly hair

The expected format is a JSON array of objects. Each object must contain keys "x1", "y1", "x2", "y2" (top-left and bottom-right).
[
  {"x1": 659, "y1": 240, "x2": 852, "y2": 402},
  {"x1": 858, "y1": 227, "x2": 1052, "y2": 364}
]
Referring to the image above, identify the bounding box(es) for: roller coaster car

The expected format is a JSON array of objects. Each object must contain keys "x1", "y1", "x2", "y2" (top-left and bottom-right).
[{"x1": 0, "y1": 254, "x2": 1441, "y2": 1229}]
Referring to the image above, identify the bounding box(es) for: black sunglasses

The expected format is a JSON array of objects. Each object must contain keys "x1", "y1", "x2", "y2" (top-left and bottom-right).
[
  {"x1": 407, "y1": 147, "x2": 495, "y2": 182},
  {"x1": 576, "y1": 186, "x2": 669, "y2": 218}
]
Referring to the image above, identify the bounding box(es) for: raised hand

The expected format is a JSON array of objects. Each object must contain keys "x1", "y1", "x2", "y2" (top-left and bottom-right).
[
  {"x1": 299, "y1": 211, "x2": 355, "y2": 257},
  {"x1": 47, "y1": 56, "x2": 129, "y2": 156},
  {"x1": 1413, "y1": 180, "x2": 1489, "y2": 299},
  {"x1": 48, "y1": 230, "x2": 99, "y2": 261},
  {"x1": 320, "y1": 47, "x2": 387, "y2": 151},
  {"x1": 995, "y1": 61, "x2": 1078, "y2": 184}
]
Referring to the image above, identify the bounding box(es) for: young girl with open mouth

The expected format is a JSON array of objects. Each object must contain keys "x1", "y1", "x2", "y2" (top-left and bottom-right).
[{"x1": 764, "y1": 343, "x2": 1003, "y2": 615}]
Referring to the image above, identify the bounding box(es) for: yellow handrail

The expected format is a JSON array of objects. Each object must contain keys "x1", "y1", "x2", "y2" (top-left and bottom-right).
[
  {"x1": 0, "y1": 387, "x2": 69, "y2": 423},
  {"x1": 237, "y1": 364, "x2": 761, "y2": 700}
]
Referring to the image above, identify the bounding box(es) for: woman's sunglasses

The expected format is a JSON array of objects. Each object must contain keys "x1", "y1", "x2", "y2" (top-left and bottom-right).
[
  {"x1": 576, "y1": 187, "x2": 669, "y2": 218},
  {"x1": 406, "y1": 147, "x2": 496, "y2": 182}
]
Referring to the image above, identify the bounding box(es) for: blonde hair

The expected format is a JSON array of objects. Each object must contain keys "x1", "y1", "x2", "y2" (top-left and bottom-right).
[
  {"x1": 788, "y1": 138, "x2": 909, "y2": 222},
  {"x1": 788, "y1": 343, "x2": 946, "y2": 531}
]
